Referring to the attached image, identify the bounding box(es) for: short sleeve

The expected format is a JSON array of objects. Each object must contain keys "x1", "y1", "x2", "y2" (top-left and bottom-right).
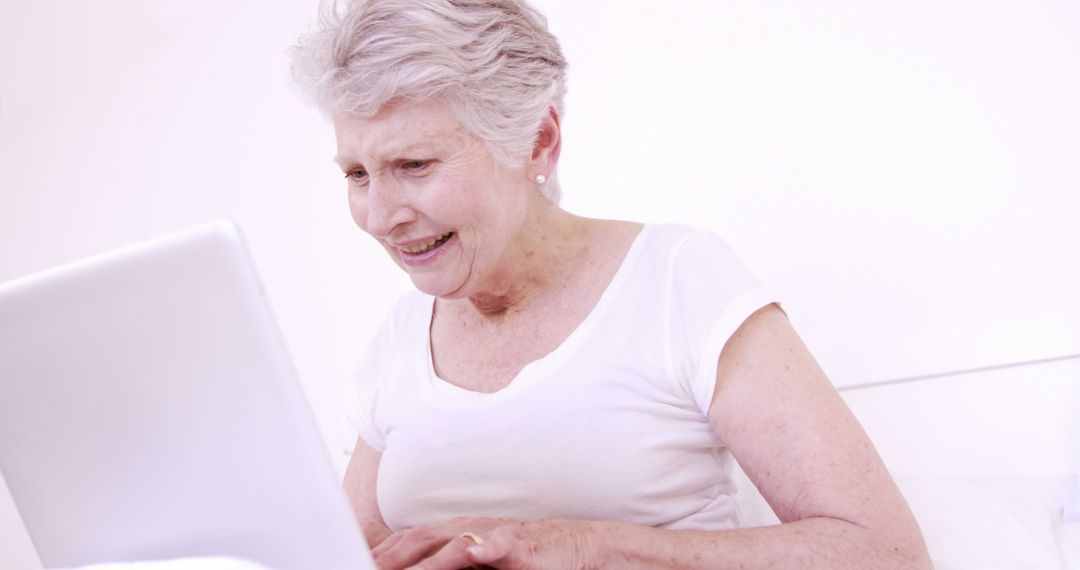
[
  {"x1": 344, "y1": 321, "x2": 390, "y2": 453},
  {"x1": 666, "y1": 228, "x2": 777, "y2": 415},
  {"x1": 344, "y1": 293, "x2": 418, "y2": 454}
]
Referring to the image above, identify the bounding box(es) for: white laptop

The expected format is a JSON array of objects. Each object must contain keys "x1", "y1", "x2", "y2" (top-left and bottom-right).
[{"x1": 0, "y1": 221, "x2": 375, "y2": 570}]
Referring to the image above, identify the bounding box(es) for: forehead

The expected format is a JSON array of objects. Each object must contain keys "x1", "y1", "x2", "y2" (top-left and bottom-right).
[{"x1": 333, "y1": 99, "x2": 471, "y2": 164}]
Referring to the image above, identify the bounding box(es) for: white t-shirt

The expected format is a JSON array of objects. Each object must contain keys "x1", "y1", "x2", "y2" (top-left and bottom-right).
[{"x1": 347, "y1": 224, "x2": 776, "y2": 531}]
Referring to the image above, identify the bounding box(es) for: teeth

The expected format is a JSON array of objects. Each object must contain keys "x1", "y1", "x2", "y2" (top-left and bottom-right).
[{"x1": 403, "y1": 232, "x2": 451, "y2": 254}]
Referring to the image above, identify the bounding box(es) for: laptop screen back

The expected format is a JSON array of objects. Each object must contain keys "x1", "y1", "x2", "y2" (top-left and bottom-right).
[{"x1": 0, "y1": 221, "x2": 373, "y2": 570}]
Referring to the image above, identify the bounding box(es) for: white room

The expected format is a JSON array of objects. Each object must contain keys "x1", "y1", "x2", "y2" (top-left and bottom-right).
[{"x1": 1, "y1": 0, "x2": 1077, "y2": 568}]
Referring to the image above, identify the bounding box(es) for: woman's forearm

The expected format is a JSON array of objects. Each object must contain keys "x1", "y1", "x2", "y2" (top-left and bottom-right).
[{"x1": 592, "y1": 517, "x2": 931, "y2": 570}]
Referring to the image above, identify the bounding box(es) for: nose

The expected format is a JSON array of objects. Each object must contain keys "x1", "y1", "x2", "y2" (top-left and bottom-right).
[{"x1": 355, "y1": 178, "x2": 416, "y2": 239}]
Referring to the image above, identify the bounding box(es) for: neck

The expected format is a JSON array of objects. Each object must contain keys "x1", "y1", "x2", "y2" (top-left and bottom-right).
[{"x1": 464, "y1": 199, "x2": 587, "y2": 319}]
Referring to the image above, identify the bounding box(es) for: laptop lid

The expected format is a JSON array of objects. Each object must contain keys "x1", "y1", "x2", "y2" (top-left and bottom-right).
[{"x1": 0, "y1": 221, "x2": 374, "y2": 570}]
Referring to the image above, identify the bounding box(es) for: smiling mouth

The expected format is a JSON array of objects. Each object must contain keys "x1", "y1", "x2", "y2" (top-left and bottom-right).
[{"x1": 401, "y1": 232, "x2": 454, "y2": 255}]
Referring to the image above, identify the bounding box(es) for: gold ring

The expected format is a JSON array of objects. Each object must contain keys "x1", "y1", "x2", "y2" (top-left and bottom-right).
[{"x1": 460, "y1": 532, "x2": 484, "y2": 545}]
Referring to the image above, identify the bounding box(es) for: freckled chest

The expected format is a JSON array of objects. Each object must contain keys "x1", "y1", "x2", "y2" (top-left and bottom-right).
[{"x1": 429, "y1": 227, "x2": 635, "y2": 393}]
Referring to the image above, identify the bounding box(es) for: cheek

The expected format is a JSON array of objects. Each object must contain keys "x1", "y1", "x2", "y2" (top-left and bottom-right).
[{"x1": 347, "y1": 189, "x2": 369, "y2": 232}]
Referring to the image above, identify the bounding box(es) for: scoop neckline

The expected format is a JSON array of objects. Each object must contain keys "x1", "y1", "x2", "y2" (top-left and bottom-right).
[{"x1": 420, "y1": 223, "x2": 653, "y2": 406}]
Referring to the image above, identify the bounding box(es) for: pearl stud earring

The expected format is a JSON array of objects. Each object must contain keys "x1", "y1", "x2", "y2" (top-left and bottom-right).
[{"x1": 535, "y1": 174, "x2": 547, "y2": 184}]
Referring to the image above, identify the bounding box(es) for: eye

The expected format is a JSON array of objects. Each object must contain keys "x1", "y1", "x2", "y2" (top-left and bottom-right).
[
  {"x1": 400, "y1": 159, "x2": 432, "y2": 173},
  {"x1": 344, "y1": 168, "x2": 368, "y2": 186}
]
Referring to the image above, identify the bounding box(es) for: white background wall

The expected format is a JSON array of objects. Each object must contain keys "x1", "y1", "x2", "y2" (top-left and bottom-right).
[{"x1": 2, "y1": 1, "x2": 1078, "y2": 567}]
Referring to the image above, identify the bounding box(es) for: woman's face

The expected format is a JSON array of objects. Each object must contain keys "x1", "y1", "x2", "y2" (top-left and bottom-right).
[{"x1": 333, "y1": 99, "x2": 532, "y2": 299}]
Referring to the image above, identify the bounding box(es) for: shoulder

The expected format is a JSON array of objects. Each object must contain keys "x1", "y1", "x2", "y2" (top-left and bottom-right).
[
  {"x1": 579, "y1": 219, "x2": 727, "y2": 257},
  {"x1": 607, "y1": 222, "x2": 766, "y2": 317},
  {"x1": 632, "y1": 223, "x2": 740, "y2": 260},
  {"x1": 374, "y1": 289, "x2": 431, "y2": 343},
  {"x1": 356, "y1": 289, "x2": 430, "y2": 379},
  {"x1": 636, "y1": 224, "x2": 759, "y2": 290}
]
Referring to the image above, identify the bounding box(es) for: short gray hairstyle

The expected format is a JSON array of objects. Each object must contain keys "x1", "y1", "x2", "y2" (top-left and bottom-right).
[{"x1": 291, "y1": 0, "x2": 569, "y2": 203}]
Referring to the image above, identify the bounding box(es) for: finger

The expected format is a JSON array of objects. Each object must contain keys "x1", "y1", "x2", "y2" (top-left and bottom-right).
[
  {"x1": 373, "y1": 527, "x2": 448, "y2": 570},
  {"x1": 401, "y1": 534, "x2": 476, "y2": 570},
  {"x1": 464, "y1": 526, "x2": 520, "y2": 567},
  {"x1": 370, "y1": 529, "x2": 407, "y2": 559}
]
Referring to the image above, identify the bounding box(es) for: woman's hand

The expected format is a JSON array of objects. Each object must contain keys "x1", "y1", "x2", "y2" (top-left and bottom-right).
[{"x1": 371, "y1": 517, "x2": 605, "y2": 570}]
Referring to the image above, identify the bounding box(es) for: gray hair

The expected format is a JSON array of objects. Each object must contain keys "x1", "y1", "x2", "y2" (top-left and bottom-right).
[{"x1": 291, "y1": 0, "x2": 569, "y2": 203}]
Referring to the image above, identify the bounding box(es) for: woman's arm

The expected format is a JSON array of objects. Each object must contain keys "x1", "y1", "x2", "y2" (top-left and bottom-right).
[
  {"x1": 590, "y1": 303, "x2": 930, "y2": 568},
  {"x1": 342, "y1": 438, "x2": 393, "y2": 548}
]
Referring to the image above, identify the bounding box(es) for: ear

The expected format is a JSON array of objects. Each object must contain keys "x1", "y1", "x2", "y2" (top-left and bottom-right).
[{"x1": 530, "y1": 106, "x2": 562, "y2": 173}]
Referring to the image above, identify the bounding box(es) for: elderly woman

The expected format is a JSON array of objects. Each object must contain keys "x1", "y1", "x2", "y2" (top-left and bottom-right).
[{"x1": 292, "y1": 1, "x2": 930, "y2": 568}]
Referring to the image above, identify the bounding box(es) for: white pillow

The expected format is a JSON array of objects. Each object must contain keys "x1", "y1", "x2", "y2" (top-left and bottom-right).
[
  {"x1": 895, "y1": 475, "x2": 1069, "y2": 570},
  {"x1": 1058, "y1": 474, "x2": 1080, "y2": 567},
  {"x1": 1064, "y1": 474, "x2": 1080, "y2": 525},
  {"x1": 1057, "y1": 523, "x2": 1079, "y2": 569}
]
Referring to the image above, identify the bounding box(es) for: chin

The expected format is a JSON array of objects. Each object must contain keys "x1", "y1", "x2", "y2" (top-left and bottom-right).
[{"x1": 409, "y1": 275, "x2": 466, "y2": 300}]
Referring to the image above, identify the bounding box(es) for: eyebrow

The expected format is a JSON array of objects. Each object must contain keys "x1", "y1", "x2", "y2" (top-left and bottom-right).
[{"x1": 333, "y1": 141, "x2": 436, "y2": 169}]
